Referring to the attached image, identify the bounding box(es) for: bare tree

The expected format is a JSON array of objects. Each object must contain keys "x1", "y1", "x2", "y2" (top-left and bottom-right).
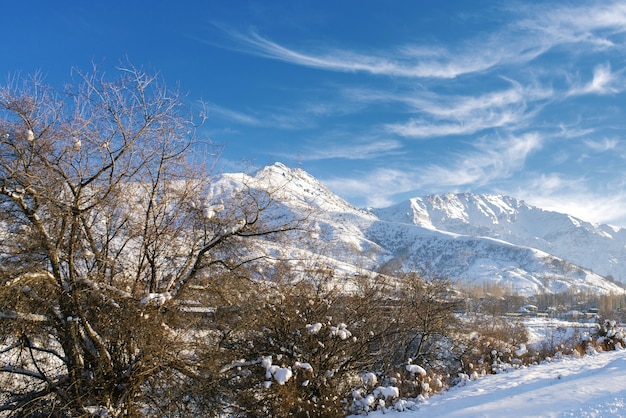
[
  {"x1": 0, "y1": 64, "x2": 295, "y2": 416},
  {"x1": 393, "y1": 273, "x2": 460, "y2": 367}
]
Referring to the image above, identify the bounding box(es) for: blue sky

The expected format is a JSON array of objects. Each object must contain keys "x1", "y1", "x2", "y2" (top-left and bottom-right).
[{"x1": 3, "y1": 1, "x2": 626, "y2": 226}]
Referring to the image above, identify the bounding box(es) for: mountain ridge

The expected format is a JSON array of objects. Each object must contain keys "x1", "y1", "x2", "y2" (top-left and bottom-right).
[
  {"x1": 230, "y1": 163, "x2": 626, "y2": 296},
  {"x1": 370, "y1": 192, "x2": 626, "y2": 283}
]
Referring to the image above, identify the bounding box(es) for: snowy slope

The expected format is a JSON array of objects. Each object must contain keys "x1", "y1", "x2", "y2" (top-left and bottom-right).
[
  {"x1": 212, "y1": 163, "x2": 384, "y2": 274},
  {"x1": 372, "y1": 193, "x2": 626, "y2": 283},
  {"x1": 214, "y1": 163, "x2": 625, "y2": 295},
  {"x1": 367, "y1": 220, "x2": 619, "y2": 295},
  {"x1": 359, "y1": 349, "x2": 626, "y2": 418}
]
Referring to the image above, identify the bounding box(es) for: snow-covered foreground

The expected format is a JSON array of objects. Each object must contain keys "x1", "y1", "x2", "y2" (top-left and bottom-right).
[{"x1": 360, "y1": 349, "x2": 626, "y2": 417}]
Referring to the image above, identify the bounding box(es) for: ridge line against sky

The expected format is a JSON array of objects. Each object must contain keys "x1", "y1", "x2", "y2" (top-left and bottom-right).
[{"x1": 2, "y1": 1, "x2": 626, "y2": 225}]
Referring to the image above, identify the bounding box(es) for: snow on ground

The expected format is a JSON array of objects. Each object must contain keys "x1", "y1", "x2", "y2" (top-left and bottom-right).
[
  {"x1": 358, "y1": 349, "x2": 626, "y2": 417},
  {"x1": 524, "y1": 317, "x2": 598, "y2": 348}
]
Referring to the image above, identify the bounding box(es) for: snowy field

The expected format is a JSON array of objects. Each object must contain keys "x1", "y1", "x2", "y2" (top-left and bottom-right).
[
  {"x1": 524, "y1": 317, "x2": 599, "y2": 347},
  {"x1": 359, "y1": 348, "x2": 626, "y2": 417}
]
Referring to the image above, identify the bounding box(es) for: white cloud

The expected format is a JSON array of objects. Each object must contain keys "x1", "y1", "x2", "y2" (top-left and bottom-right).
[
  {"x1": 567, "y1": 63, "x2": 623, "y2": 96},
  {"x1": 584, "y1": 138, "x2": 619, "y2": 152},
  {"x1": 588, "y1": 64, "x2": 618, "y2": 93},
  {"x1": 298, "y1": 137, "x2": 404, "y2": 161},
  {"x1": 207, "y1": 100, "x2": 337, "y2": 130},
  {"x1": 210, "y1": 1, "x2": 626, "y2": 145},
  {"x1": 323, "y1": 133, "x2": 542, "y2": 208},
  {"x1": 387, "y1": 111, "x2": 522, "y2": 139},
  {"x1": 514, "y1": 173, "x2": 626, "y2": 226},
  {"x1": 212, "y1": 0, "x2": 626, "y2": 90},
  {"x1": 206, "y1": 103, "x2": 261, "y2": 126},
  {"x1": 558, "y1": 122, "x2": 595, "y2": 139},
  {"x1": 348, "y1": 81, "x2": 553, "y2": 139},
  {"x1": 514, "y1": 1, "x2": 626, "y2": 51},
  {"x1": 222, "y1": 28, "x2": 506, "y2": 79},
  {"x1": 322, "y1": 167, "x2": 417, "y2": 208},
  {"x1": 419, "y1": 133, "x2": 542, "y2": 188},
  {"x1": 216, "y1": 2, "x2": 626, "y2": 83}
]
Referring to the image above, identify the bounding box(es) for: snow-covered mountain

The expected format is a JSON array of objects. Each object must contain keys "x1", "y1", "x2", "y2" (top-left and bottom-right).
[
  {"x1": 225, "y1": 163, "x2": 626, "y2": 296},
  {"x1": 370, "y1": 193, "x2": 626, "y2": 285}
]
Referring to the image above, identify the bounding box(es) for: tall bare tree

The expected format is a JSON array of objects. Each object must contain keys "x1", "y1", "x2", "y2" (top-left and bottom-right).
[{"x1": 0, "y1": 64, "x2": 294, "y2": 416}]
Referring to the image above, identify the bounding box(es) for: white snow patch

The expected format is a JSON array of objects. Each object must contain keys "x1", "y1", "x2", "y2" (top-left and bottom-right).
[
  {"x1": 353, "y1": 349, "x2": 626, "y2": 417},
  {"x1": 306, "y1": 322, "x2": 323, "y2": 334},
  {"x1": 261, "y1": 355, "x2": 293, "y2": 385},
  {"x1": 406, "y1": 364, "x2": 427, "y2": 376},
  {"x1": 272, "y1": 367, "x2": 293, "y2": 385},
  {"x1": 294, "y1": 361, "x2": 313, "y2": 372},
  {"x1": 374, "y1": 386, "x2": 400, "y2": 398},
  {"x1": 330, "y1": 323, "x2": 352, "y2": 340},
  {"x1": 140, "y1": 292, "x2": 172, "y2": 306},
  {"x1": 362, "y1": 372, "x2": 378, "y2": 386}
]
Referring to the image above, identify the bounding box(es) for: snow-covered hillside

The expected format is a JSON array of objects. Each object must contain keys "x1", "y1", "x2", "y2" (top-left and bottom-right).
[
  {"x1": 212, "y1": 162, "x2": 383, "y2": 273},
  {"x1": 358, "y1": 348, "x2": 626, "y2": 418},
  {"x1": 372, "y1": 193, "x2": 626, "y2": 284},
  {"x1": 221, "y1": 163, "x2": 626, "y2": 296}
]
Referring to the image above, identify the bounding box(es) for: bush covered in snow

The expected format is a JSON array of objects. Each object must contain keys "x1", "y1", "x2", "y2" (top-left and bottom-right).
[
  {"x1": 594, "y1": 319, "x2": 626, "y2": 351},
  {"x1": 205, "y1": 269, "x2": 464, "y2": 416},
  {"x1": 451, "y1": 314, "x2": 532, "y2": 379}
]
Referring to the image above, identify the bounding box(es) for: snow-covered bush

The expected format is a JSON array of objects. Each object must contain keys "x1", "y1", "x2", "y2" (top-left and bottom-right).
[
  {"x1": 350, "y1": 361, "x2": 447, "y2": 414},
  {"x1": 351, "y1": 385, "x2": 403, "y2": 414},
  {"x1": 399, "y1": 361, "x2": 446, "y2": 399},
  {"x1": 452, "y1": 315, "x2": 530, "y2": 379},
  {"x1": 594, "y1": 319, "x2": 626, "y2": 351},
  {"x1": 221, "y1": 268, "x2": 461, "y2": 416}
]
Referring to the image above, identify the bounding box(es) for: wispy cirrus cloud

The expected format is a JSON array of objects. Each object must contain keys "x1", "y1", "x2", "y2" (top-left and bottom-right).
[
  {"x1": 536, "y1": 194, "x2": 626, "y2": 226},
  {"x1": 558, "y1": 122, "x2": 595, "y2": 139},
  {"x1": 206, "y1": 103, "x2": 261, "y2": 126},
  {"x1": 218, "y1": 27, "x2": 501, "y2": 79},
  {"x1": 323, "y1": 167, "x2": 418, "y2": 208},
  {"x1": 216, "y1": 24, "x2": 550, "y2": 81},
  {"x1": 566, "y1": 63, "x2": 624, "y2": 96},
  {"x1": 586, "y1": 64, "x2": 620, "y2": 94},
  {"x1": 323, "y1": 133, "x2": 543, "y2": 207},
  {"x1": 419, "y1": 133, "x2": 543, "y2": 188},
  {"x1": 515, "y1": 1, "x2": 626, "y2": 49},
  {"x1": 412, "y1": 82, "x2": 552, "y2": 120},
  {"x1": 214, "y1": 1, "x2": 626, "y2": 83},
  {"x1": 514, "y1": 173, "x2": 626, "y2": 226},
  {"x1": 381, "y1": 82, "x2": 552, "y2": 138},
  {"x1": 298, "y1": 137, "x2": 404, "y2": 161},
  {"x1": 207, "y1": 100, "x2": 338, "y2": 130},
  {"x1": 584, "y1": 137, "x2": 619, "y2": 152},
  {"x1": 386, "y1": 114, "x2": 514, "y2": 139},
  {"x1": 207, "y1": 0, "x2": 626, "y2": 144}
]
